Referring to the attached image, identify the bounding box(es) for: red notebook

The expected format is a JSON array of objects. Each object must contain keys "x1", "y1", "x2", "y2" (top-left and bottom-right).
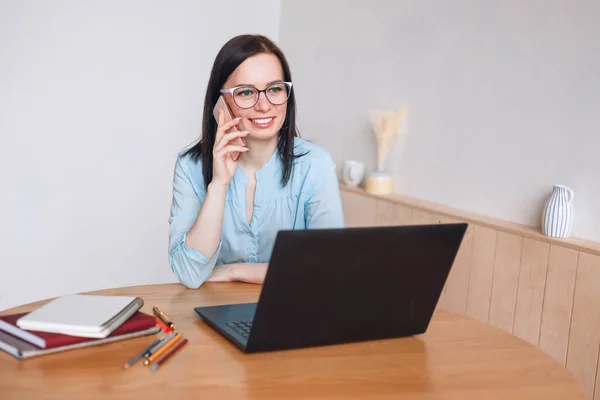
[{"x1": 0, "y1": 311, "x2": 157, "y2": 348}]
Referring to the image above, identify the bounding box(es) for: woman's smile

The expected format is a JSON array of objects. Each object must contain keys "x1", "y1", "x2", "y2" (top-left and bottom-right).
[{"x1": 248, "y1": 116, "x2": 275, "y2": 129}]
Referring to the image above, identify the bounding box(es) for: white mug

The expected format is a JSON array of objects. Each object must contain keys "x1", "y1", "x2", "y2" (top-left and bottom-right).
[{"x1": 342, "y1": 160, "x2": 365, "y2": 187}]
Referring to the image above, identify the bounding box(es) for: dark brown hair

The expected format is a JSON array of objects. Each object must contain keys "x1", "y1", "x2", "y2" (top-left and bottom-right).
[{"x1": 183, "y1": 34, "x2": 305, "y2": 189}]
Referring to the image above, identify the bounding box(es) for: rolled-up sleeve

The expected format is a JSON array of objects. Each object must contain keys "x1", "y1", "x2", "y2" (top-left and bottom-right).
[
  {"x1": 304, "y1": 155, "x2": 346, "y2": 229},
  {"x1": 168, "y1": 157, "x2": 221, "y2": 288}
]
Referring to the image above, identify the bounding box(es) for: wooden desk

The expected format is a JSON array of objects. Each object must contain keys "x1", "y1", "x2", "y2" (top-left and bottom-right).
[{"x1": 0, "y1": 283, "x2": 586, "y2": 399}]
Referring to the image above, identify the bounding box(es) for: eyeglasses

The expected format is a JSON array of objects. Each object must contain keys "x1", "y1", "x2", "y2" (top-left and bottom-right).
[{"x1": 220, "y1": 81, "x2": 293, "y2": 109}]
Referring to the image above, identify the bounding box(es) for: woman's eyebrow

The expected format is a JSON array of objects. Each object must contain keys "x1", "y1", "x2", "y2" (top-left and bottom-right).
[{"x1": 234, "y1": 79, "x2": 285, "y2": 87}]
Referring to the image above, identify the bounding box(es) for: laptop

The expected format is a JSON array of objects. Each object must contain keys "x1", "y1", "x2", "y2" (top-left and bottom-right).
[{"x1": 194, "y1": 223, "x2": 467, "y2": 353}]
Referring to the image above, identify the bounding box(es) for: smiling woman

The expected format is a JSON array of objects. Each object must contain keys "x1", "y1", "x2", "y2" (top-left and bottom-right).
[{"x1": 167, "y1": 34, "x2": 345, "y2": 289}]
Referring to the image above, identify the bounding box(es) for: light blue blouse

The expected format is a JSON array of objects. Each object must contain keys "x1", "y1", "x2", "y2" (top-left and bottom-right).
[{"x1": 168, "y1": 138, "x2": 345, "y2": 289}]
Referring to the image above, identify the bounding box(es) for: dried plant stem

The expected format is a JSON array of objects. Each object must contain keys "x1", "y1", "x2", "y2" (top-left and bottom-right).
[{"x1": 368, "y1": 108, "x2": 406, "y2": 170}]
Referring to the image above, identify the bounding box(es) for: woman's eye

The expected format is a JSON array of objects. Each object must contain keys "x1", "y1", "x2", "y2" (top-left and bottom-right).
[
  {"x1": 237, "y1": 89, "x2": 254, "y2": 97},
  {"x1": 268, "y1": 86, "x2": 282, "y2": 93}
]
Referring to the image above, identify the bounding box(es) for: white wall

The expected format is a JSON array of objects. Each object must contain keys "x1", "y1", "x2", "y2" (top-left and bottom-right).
[
  {"x1": 280, "y1": 1, "x2": 600, "y2": 241},
  {"x1": 0, "y1": 0, "x2": 281, "y2": 311}
]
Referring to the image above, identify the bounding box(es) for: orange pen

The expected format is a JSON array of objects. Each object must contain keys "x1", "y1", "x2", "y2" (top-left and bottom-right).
[{"x1": 144, "y1": 333, "x2": 183, "y2": 366}]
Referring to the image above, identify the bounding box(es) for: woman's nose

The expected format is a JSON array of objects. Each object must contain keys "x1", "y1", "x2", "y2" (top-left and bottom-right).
[{"x1": 254, "y1": 92, "x2": 271, "y2": 112}]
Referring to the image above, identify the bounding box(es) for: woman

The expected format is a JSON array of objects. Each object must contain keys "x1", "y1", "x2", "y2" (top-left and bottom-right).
[{"x1": 168, "y1": 34, "x2": 345, "y2": 289}]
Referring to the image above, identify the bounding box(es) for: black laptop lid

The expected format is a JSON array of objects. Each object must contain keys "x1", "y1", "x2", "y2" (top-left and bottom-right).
[{"x1": 245, "y1": 223, "x2": 467, "y2": 353}]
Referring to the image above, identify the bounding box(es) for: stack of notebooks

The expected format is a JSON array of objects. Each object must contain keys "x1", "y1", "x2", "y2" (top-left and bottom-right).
[{"x1": 0, "y1": 294, "x2": 160, "y2": 359}]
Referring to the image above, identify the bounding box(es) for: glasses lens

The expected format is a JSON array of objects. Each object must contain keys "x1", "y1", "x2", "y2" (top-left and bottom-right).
[
  {"x1": 233, "y1": 86, "x2": 258, "y2": 108},
  {"x1": 265, "y1": 82, "x2": 291, "y2": 105}
]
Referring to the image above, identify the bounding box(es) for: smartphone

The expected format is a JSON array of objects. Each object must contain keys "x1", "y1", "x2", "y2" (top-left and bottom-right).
[{"x1": 212, "y1": 95, "x2": 245, "y2": 162}]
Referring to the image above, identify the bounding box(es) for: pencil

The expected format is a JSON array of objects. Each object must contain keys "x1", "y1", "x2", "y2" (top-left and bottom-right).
[
  {"x1": 122, "y1": 337, "x2": 163, "y2": 369},
  {"x1": 145, "y1": 332, "x2": 177, "y2": 358},
  {"x1": 150, "y1": 338, "x2": 188, "y2": 371},
  {"x1": 144, "y1": 333, "x2": 183, "y2": 366}
]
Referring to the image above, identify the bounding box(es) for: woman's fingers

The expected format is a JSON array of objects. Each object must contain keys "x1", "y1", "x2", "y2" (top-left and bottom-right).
[
  {"x1": 213, "y1": 144, "x2": 249, "y2": 159},
  {"x1": 214, "y1": 130, "x2": 248, "y2": 152},
  {"x1": 216, "y1": 115, "x2": 242, "y2": 140}
]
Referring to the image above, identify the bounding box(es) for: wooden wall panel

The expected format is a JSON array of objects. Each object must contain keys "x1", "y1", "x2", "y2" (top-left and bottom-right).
[
  {"x1": 466, "y1": 225, "x2": 498, "y2": 324},
  {"x1": 374, "y1": 200, "x2": 395, "y2": 226},
  {"x1": 539, "y1": 245, "x2": 579, "y2": 365},
  {"x1": 566, "y1": 253, "x2": 600, "y2": 399},
  {"x1": 513, "y1": 238, "x2": 550, "y2": 346},
  {"x1": 488, "y1": 232, "x2": 523, "y2": 333},
  {"x1": 410, "y1": 209, "x2": 437, "y2": 225},
  {"x1": 392, "y1": 204, "x2": 412, "y2": 225},
  {"x1": 340, "y1": 191, "x2": 376, "y2": 227}
]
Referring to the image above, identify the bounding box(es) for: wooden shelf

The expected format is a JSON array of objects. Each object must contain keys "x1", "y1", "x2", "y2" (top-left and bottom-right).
[{"x1": 339, "y1": 183, "x2": 600, "y2": 256}]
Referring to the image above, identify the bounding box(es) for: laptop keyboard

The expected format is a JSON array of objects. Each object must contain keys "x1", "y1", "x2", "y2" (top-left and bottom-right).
[{"x1": 226, "y1": 320, "x2": 252, "y2": 338}]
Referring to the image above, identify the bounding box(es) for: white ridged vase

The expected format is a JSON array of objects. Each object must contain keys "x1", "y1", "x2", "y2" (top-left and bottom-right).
[{"x1": 541, "y1": 185, "x2": 574, "y2": 238}]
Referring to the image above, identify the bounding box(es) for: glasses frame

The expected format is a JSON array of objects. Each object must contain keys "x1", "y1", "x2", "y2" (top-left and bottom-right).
[{"x1": 220, "y1": 81, "x2": 293, "y2": 109}]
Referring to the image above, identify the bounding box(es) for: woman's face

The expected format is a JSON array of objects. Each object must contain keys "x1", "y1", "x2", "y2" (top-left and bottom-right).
[{"x1": 222, "y1": 53, "x2": 288, "y2": 142}]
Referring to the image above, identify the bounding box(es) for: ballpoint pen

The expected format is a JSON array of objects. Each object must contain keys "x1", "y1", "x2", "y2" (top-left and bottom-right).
[
  {"x1": 145, "y1": 332, "x2": 177, "y2": 358},
  {"x1": 155, "y1": 319, "x2": 171, "y2": 332},
  {"x1": 144, "y1": 333, "x2": 183, "y2": 366},
  {"x1": 153, "y1": 305, "x2": 175, "y2": 330},
  {"x1": 123, "y1": 337, "x2": 163, "y2": 369}
]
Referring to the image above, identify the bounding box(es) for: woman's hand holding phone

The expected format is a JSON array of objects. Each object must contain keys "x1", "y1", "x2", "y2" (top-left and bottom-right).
[{"x1": 211, "y1": 108, "x2": 249, "y2": 187}]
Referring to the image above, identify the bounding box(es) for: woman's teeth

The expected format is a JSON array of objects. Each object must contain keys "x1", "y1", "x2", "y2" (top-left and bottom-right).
[{"x1": 252, "y1": 117, "x2": 273, "y2": 125}]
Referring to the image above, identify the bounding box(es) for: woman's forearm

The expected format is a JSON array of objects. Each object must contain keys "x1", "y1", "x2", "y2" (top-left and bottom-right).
[
  {"x1": 231, "y1": 263, "x2": 268, "y2": 284},
  {"x1": 208, "y1": 263, "x2": 268, "y2": 284},
  {"x1": 184, "y1": 181, "x2": 228, "y2": 258}
]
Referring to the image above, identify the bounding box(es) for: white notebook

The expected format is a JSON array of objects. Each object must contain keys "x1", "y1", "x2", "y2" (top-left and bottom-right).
[{"x1": 16, "y1": 294, "x2": 144, "y2": 338}]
